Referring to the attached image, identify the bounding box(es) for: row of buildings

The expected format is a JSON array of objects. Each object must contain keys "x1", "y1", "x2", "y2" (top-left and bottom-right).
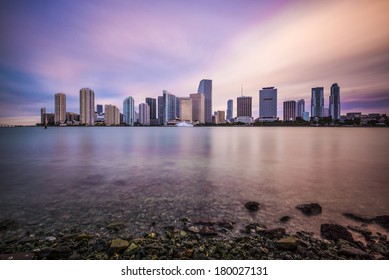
[{"x1": 41, "y1": 81, "x2": 342, "y2": 126}]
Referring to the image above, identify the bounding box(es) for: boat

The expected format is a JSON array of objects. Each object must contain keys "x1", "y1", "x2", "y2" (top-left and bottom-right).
[{"x1": 175, "y1": 121, "x2": 194, "y2": 127}]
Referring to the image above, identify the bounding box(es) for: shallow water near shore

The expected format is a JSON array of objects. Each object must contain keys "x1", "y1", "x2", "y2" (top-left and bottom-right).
[{"x1": 0, "y1": 127, "x2": 388, "y2": 240}]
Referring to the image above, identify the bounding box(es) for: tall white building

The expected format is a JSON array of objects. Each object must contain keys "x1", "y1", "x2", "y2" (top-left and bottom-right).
[
  {"x1": 104, "y1": 104, "x2": 120, "y2": 126},
  {"x1": 190, "y1": 93, "x2": 205, "y2": 123},
  {"x1": 123, "y1": 96, "x2": 135, "y2": 126},
  {"x1": 139, "y1": 103, "x2": 150, "y2": 125},
  {"x1": 179, "y1": 97, "x2": 192, "y2": 122},
  {"x1": 55, "y1": 93, "x2": 66, "y2": 124},
  {"x1": 259, "y1": 87, "x2": 277, "y2": 120},
  {"x1": 80, "y1": 88, "x2": 95, "y2": 125}
]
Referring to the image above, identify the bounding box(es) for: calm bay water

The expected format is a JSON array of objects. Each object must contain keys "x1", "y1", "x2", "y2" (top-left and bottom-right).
[{"x1": 0, "y1": 127, "x2": 388, "y2": 238}]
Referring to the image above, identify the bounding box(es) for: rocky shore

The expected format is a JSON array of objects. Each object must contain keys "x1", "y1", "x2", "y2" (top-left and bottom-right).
[{"x1": 0, "y1": 203, "x2": 388, "y2": 260}]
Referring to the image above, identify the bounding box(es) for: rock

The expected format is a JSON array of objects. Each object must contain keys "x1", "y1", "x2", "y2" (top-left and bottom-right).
[
  {"x1": 339, "y1": 244, "x2": 370, "y2": 259},
  {"x1": 109, "y1": 239, "x2": 129, "y2": 254},
  {"x1": 261, "y1": 228, "x2": 286, "y2": 239},
  {"x1": 106, "y1": 222, "x2": 125, "y2": 231},
  {"x1": 275, "y1": 237, "x2": 299, "y2": 251},
  {"x1": 280, "y1": 216, "x2": 291, "y2": 223},
  {"x1": 174, "y1": 248, "x2": 193, "y2": 259},
  {"x1": 75, "y1": 233, "x2": 94, "y2": 241},
  {"x1": 296, "y1": 203, "x2": 322, "y2": 216},
  {"x1": 245, "y1": 201, "x2": 260, "y2": 212},
  {"x1": 320, "y1": 223, "x2": 354, "y2": 242},
  {"x1": 342, "y1": 213, "x2": 373, "y2": 223},
  {"x1": 45, "y1": 247, "x2": 72, "y2": 260},
  {"x1": 187, "y1": 226, "x2": 200, "y2": 233},
  {"x1": 45, "y1": 236, "x2": 56, "y2": 242},
  {"x1": 124, "y1": 243, "x2": 139, "y2": 256},
  {"x1": 346, "y1": 226, "x2": 372, "y2": 240},
  {"x1": 244, "y1": 223, "x2": 267, "y2": 234},
  {"x1": 180, "y1": 231, "x2": 188, "y2": 238},
  {"x1": 374, "y1": 215, "x2": 389, "y2": 229}
]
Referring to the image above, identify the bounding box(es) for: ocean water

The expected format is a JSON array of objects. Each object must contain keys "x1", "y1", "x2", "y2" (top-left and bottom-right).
[{"x1": 0, "y1": 127, "x2": 388, "y2": 238}]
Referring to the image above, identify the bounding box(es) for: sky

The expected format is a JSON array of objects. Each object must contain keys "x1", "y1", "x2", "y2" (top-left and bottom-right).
[{"x1": 0, "y1": 0, "x2": 388, "y2": 125}]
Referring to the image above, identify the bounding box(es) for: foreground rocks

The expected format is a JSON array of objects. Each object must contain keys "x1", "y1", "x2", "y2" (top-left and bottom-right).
[
  {"x1": 0, "y1": 218, "x2": 387, "y2": 260},
  {"x1": 296, "y1": 203, "x2": 322, "y2": 216}
]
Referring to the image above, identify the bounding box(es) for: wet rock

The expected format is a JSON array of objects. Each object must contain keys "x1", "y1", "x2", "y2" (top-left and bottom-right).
[
  {"x1": 245, "y1": 201, "x2": 260, "y2": 212},
  {"x1": 296, "y1": 203, "x2": 322, "y2": 216},
  {"x1": 124, "y1": 243, "x2": 139, "y2": 256},
  {"x1": 280, "y1": 216, "x2": 291, "y2": 223},
  {"x1": 347, "y1": 226, "x2": 372, "y2": 240},
  {"x1": 218, "y1": 221, "x2": 234, "y2": 230},
  {"x1": 174, "y1": 248, "x2": 193, "y2": 259},
  {"x1": 187, "y1": 226, "x2": 200, "y2": 234},
  {"x1": 109, "y1": 239, "x2": 129, "y2": 254},
  {"x1": 261, "y1": 228, "x2": 286, "y2": 239},
  {"x1": 342, "y1": 213, "x2": 373, "y2": 223},
  {"x1": 374, "y1": 215, "x2": 389, "y2": 229},
  {"x1": 106, "y1": 222, "x2": 125, "y2": 231},
  {"x1": 338, "y1": 244, "x2": 370, "y2": 259},
  {"x1": 75, "y1": 233, "x2": 94, "y2": 241},
  {"x1": 275, "y1": 237, "x2": 299, "y2": 251},
  {"x1": 320, "y1": 223, "x2": 354, "y2": 242}
]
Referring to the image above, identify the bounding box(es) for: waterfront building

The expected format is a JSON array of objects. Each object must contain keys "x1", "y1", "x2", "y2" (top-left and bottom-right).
[
  {"x1": 212, "y1": 114, "x2": 218, "y2": 124},
  {"x1": 123, "y1": 96, "x2": 135, "y2": 126},
  {"x1": 198, "y1": 79, "x2": 212, "y2": 123},
  {"x1": 259, "y1": 87, "x2": 277, "y2": 121},
  {"x1": 179, "y1": 97, "x2": 192, "y2": 122},
  {"x1": 283, "y1": 100, "x2": 296, "y2": 121},
  {"x1": 311, "y1": 87, "x2": 324, "y2": 118},
  {"x1": 302, "y1": 112, "x2": 310, "y2": 121},
  {"x1": 329, "y1": 83, "x2": 341, "y2": 120},
  {"x1": 158, "y1": 96, "x2": 164, "y2": 125},
  {"x1": 297, "y1": 99, "x2": 305, "y2": 118},
  {"x1": 139, "y1": 103, "x2": 150, "y2": 125},
  {"x1": 145, "y1": 97, "x2": 157, "y2": 120},
  {"x1": 80, "y1": 88, "x2": 95, "y2": 125},
  {"x1": 217, "y1": 111, "x2": 226, "y2": 124},
  {"x1": 96, "y1": 104, "x2": 103, "y2": 114},
  {"x1": 162, "y1": 90, "x2": 176, "y2": 125},
  {"x1": 227, "y1": 99, "x2": 233, "y2": 120},
  {"x1": 54, "y1": 93, "x2": 66, "y2": 124},
  {"x1": 104, "y1": 104, "x2": 120, "y2": 126},
  {"x1": 40, "y1": 107, "x2": 46, "y2": 125},
  {"x1": 66, "y1": 112, "x2": 79, "y2": 123},
  {"x1": 237, "y1": 96, "x2": 252, "y2": 117},
  {"x1": 190, "y1": 93, "x2": 205, "y2": 123}
]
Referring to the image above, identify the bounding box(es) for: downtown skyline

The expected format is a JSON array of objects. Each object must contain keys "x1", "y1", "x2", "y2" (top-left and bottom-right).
[{"x1": 1, "y1": 0, "x2": 389, "y2": 125}]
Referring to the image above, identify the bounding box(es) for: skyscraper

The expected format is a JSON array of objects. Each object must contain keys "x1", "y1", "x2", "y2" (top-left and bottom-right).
[
  {"x1": 139, "y1": 103, "x2": 150, "y2": 125},
  {"x1": 311, "y1": 87, "x2": 324, "y2": 118},
  {"x1": 190, "y1": 93, "x2": 205, "y2": 123},
  {"x1": 96, "y1": 104, "x2": 103, "y2": 114},
  {"x1": 123, "y1": 96, "x2": 135, "y2": 126},
  {"x1": 40, "y1": 107, "x2": 46, "y2": 125},
  {"x1": 145, "y1": 97, "x2": 157, "y2": 120},
  {"x1": 163, "y1": 90, "x2": 176, "y2": 125},
  {"x1": 329, "y1": 83, "x2": 341, "y2": 120},
  {"x1": 80, "y1": 88, "x2": 95, "y2": 125},
  {"x1": 197, "y1": 79, "x2": 212, "y2": 123},
  {"x1": 104, "y1": 104, "x2": 120, "y2": 126},
  {"x1": 179, "y1": 97, "x2": 192, "y2": 122},
  {"x1": 297, "y1": 99, "x2": 305, "y2": 118},
  {"x1": 283, "y1": 100, "x2": 296, "y2": 121},
  {"x1": 237, "y1": 96, "x2": 252, "y2": 117},
  {"x1": 217, "y1": 111, "x2": 226, "y2": 124},
  {"x1": 259, "y1": 87, "x2": 277, "y2": 119},
  {"x1": 158, "y1": 96, "x2": 164, "y2": 125},
  {"x1": 227, "y1": 99, "x2": 233, "y2": 120},
  {"x1": 54, "y1": 93, "x2": 66, "y2": 124}
]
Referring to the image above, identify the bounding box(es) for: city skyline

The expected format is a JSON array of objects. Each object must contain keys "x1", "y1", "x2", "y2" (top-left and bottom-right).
[{"x1": 1, "y1": 0, "x2": 389, "y2": 125}]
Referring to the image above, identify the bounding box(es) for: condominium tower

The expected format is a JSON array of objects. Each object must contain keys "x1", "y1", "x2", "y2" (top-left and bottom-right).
[
  {"x1": 198, "y1": 79, "x2": 212, "y2": 123},
  {"x1": 190, "y1": 93, "x2": 205, "y2": 123},
  {"x1": 311, "y1": 87, "x2": 324, "y2": 118},
  {"x1": 227, "y1": 99, "x2": 233, "y2": 120},
  {"x1": 162, "y1": 90, "x2": 176, "y2": 125},
  {"x1": 104, "y1": 104, "x2": 120, "y2": 126},
  {"x1": 179, "y1": 97, "x2": 192, "y2": 122},
  {"x1": 283, "y1": 100, "x2": 296, "y2": 121},
  {"x1": 80, "y1": 88, "x2": 95, "y2": 125},
  {"x1": 145, "y1": 97, "x2": 157, "y2": 120},
  {"x1": 297, "y1": 99, "x2": 305, "y2": 118},
  {"x1": 139, "y1": 103, "x2": 150, "y2": 125},
  {"x1": 54, "y1": 93, "x2": 66, "y2": 124},
  {"x1": 329, "y1": 83, "x2": 341, "y2": 120},
  {"x1": 237, "y1": 96, "x2": 252, "y2": 117},
  {"x1": 123, "y1": 96, "x2": 135, "y2": 126},
  {"x1": 259, "y1": 87, "x2": 277, "y2": 119}
]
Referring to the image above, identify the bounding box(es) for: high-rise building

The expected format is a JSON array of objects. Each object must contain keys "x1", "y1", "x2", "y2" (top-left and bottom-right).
[
  {"x1": 104, "y1": 104, "x2": 120, "y2": 126},
  {"x1": 176, "y1": 97, "x2": 181, "y2": 119},
  {"x1": 297, "y1": 99, "x2": 305, "y2": 118},
  {"x1": 190, "y1": 93, "x2": 205, "y2": 123},
  {"x1": 123, "y1": 96, "x2": 135, "y2": 126},
  {"x1": 227, "y1": 99, "x2": 233, "y2": 120},
  {"x1": 329, "y1": 83, "x2": 341, "y2": 120},
  {"x1": 259, "y1": 87, "x2": 277, "y2": 119},
  {"x1": 158, "y1": 96, "x2": 164, "y2": 125},
  {"x1": 54, "y1": 93, "x2": 66, "y2": 124},
  {"x1": 197, "y1": 79, "x2": 212, "y2": 123},
  {"x1": 283, "y1": 100, "x2": 296, "y2": 121},
  {"x1": 40, "y1": 107, "x2": 46, "y2": 125},
  {"x1": 96, "y1": 104, "x2": 103, "y2": 114},
  {"x1": 217, "y1": 111, "x2": 226, "y2": 124},
  {"x1": 80, "y1": 88, "x2": 95, "y2": 125},
  {"x1": 179, "y1": 97, "x2": 192, "y2": 122},
  {"x1": 163, "y1": 90, "x2": 176, "y2": 125},
  {"x1": 145, "y1": 98, "x2": 157, "y2": 120},
  {"x1": 311, "y1": 87, "x2": 324, "y2": 118},
  {"x1": 237, "y1": 96, "x2": 252, "y2": 117},
  {"x1": 139, "y1": 103, "x2": 150, "y2": 125}
]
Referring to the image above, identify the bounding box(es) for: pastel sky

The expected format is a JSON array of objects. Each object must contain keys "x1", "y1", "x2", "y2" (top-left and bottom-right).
[{"x1": 1, "y1": 0, "x2": 388, "y2": 124}]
